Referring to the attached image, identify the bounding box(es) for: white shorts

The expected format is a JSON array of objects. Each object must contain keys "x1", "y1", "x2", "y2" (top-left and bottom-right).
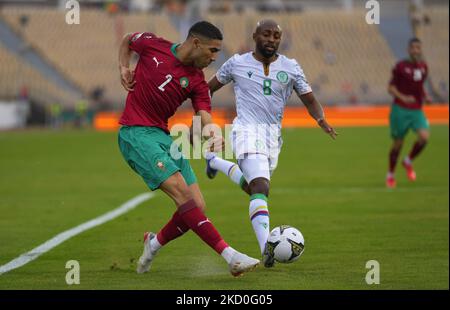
[{"x1": 231, "y1": 124, "x2": 283, "y2": 183}]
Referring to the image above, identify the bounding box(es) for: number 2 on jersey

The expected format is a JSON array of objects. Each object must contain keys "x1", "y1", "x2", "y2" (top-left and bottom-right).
[
  {"x1": 263, "y1": 79, "x2": 272, "y2": 95},
  {"x1": 158, "y1": 74, "x2": 173, "y2": 91}
]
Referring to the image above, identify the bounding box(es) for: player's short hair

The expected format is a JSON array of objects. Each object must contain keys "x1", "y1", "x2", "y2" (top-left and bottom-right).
[
  {"x1": 188, "y1": 21, "x2": 223, "y2": 41},
  {"x1": 409, "y1": 37, "x2": 421, "y2": 46}
]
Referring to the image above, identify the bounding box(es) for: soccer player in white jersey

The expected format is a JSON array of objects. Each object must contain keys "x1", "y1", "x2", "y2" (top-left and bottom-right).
[{"x1": 206, "y1": 20, "x2": 337, "y2": 268}]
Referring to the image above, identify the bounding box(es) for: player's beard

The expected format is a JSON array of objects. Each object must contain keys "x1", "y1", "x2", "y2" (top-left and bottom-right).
[{"x1": 257, "y1": 43, "x2": 277, "y2": 58}]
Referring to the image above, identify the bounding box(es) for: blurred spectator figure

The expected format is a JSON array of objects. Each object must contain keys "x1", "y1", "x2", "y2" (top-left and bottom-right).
[
  {"x1": 105, "y1": 1, "x2": 124, "y2": 46},
  {"x1": 19, "y1": 85, "x2": 28, "y2": 101},
  {"x1": 164, "y1": 0, "x2": 190, "y2": 40},
  {"x1": 50, "y1": 102, "x2": 62, "y2": 129},
  {"x1": 165, "y1": 0, "x2": 187, "y2": 15},
  {"x1": 75, "y1": 99, "x2": 88, "y2": 128},
  {"x1": 313, "y1": 37, "x2": 323, "y2": 51},
  {"x1": 19, "y1": 14, "x2": 29, "y2": 28},
  {"x1": 91, "y1": 86, "x2": 103, "y2": 99},
  {"x1": 235, "y1": 2, "x2": 245, "y2": 14},
  {"x1": 360, "y1": 81, "x2": 370, "y2": 95},
  {"x1": 349, "y1": 94, "x2": 358, "y2": 105},
  {"x1": 409, "y1": 2, "x2": 421, "y2": 38},
  {"x1": 105, "y1": 1, "x2": 120, "y2": 14},
  {"x1": 439, "y1": 81, "x2": 448, "y2": 100},
  {"x1": 342, "y1": 82, "x2": 357, "y2": 105},
  {"x1": 259, "y1": 0, "x2": 285, "y2": 12},
  {"x1": 209, "y1": 0, "x2": 233, "y2": 14},
  {"x1": 13, "y1": 85, "x2": 30, "y2": 128},
  {"x1": 130, "y1": 0, "x2": 153, "y2": 12},
  {"x1": 409, "y1": 0, "x2": 429, "y2": 39}
]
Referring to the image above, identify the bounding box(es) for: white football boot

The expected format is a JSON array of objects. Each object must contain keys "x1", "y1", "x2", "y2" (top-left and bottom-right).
[
  {"x1": 136, "y1": 232, "x2": 157, "y2": 274},
  {"x1": 228, "y1": 252, "x2": 260, "y2": 277}
]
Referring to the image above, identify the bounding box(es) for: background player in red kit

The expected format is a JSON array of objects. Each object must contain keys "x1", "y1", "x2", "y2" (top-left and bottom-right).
[
  {"x1": 117, "y1": 21, "x2": 259, "y2": 276},
  {"x1": 386, "y1": 38, "x2": 432, "y2": 188}
]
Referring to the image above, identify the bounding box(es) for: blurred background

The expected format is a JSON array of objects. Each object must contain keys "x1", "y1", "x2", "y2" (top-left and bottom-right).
[{"x1": 0, "y1": 0, "x2": 448, "y2": 130}]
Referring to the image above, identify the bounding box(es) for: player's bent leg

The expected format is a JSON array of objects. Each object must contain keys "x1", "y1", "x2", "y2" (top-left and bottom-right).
[
  {"x1": 161, "y1": 172, "x2": 260, "y2": 276},
  {"x1": 403, "y1": 129, "x2": 429, "y2": 181},
  {"x1": 387, "y1": 139, "x2": 404, "y2": 188},
  {"x1": 410, "y1": 129, "x2": 429, "y2": 159},
  {"x1": 205, "y1": 153, "x2": 247, "y2": 192},
  {"x1": 117, "y1": 127, "x2": 191, "y2": 273}
]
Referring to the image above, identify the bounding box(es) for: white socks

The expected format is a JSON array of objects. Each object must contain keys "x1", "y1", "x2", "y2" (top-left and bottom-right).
[
  {"x1": 208, "y1": 154, "x2": 244, "y2": 186},
  {"x1": 249, "y1": 194, "x2": 270, "y2": 254},
  {"x1": 150, "y1": 235, "x2": 162, "y2": 254},
  {"x1": 221, "y1": 246, "x2": 237, "y2": 264}
]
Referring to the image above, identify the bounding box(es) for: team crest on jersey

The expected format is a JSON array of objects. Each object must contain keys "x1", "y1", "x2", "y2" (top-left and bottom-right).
[
  {"x1": 276, "y1": 71, "x2": 289, "y2": 84},
  {"x1": 180, "y1": 77, "x2": 189, "y2": 88},
  {"x1": 157, "y1": 161, "x2": 165, "y2": 171},
  {"x1": 247, "y1": 71, "x2": 253, "y2": 78},
  {"x1": 255, "y1": 139, "x2": 265, "y2": 151}
]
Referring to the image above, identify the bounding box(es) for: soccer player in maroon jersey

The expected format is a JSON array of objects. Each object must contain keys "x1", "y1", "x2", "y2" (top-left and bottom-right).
[
  {"x1": 386, "y1": 38, "x2": 432, "y2": 188},
  {"x1": 117, "y1": 21, "x2": 259, "y2": 276}
]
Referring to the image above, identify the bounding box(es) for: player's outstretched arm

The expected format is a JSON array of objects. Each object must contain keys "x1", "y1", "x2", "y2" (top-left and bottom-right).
[
  {"x1": 208, "y1": 76, "x2": 225, "y2": 97},
  {"x1": 299, "y1": 92, "x2": 337, "y2": 140},
  {"x1": 118, "y1": 33, "x2": 136, "y2": 92}
]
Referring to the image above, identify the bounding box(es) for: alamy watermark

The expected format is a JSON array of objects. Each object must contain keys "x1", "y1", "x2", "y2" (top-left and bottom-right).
[
  {"x1": 65, "y1": 260, "x2": 80, "y2": 285},
  {"x1": 365, "y1": 260, "x2": 380, "y2": 285},
  {"x1": 169, "y1": 117, "x2": 281, "y2": 161},
  {"x1": 366, "y1": 0, "x2": 380, "y2": 25},
  {"x1": 65, "y1": 0, "x2": 80, "y2": 25}
]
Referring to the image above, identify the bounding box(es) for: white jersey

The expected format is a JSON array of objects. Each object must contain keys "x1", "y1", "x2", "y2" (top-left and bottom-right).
[{"x1": 216, "y1": 52, "x2": 312, "y2": 128}]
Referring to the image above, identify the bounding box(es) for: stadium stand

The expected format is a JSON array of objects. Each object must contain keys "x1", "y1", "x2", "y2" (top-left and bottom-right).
[
  {"x1": 0, "y1": 44, "x2": 78, "y2": 107},
  {"x1": 0, "y1": 7, "x2": 180, "y2": 106},
  {"x1": 0, "y1": 2, "x2": 447, "y2": 114},
  {"x1": 421, "y1": 6, "x2": 449, "y2": 99}
]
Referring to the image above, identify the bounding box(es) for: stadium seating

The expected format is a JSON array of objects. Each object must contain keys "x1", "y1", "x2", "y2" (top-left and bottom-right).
[
  {"x1": 0, "y1": 7, "x2": 181, "y2": 105},
  {"x1": 0, "y1": 6, "x2": 447, "y2": 108},
  {"x1": 0, "y1": 45, "x2": 78, "y2": 107},
  {"x1": 421, "y1": 6, "x2": 449, "y2": 98}
]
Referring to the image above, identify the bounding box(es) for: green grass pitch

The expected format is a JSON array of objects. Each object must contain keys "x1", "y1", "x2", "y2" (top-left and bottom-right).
[{"x1": 0, "y1": 126, "x2": 448, "y2": 289}]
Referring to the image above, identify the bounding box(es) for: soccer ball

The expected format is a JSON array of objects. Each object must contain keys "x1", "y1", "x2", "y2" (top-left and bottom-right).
[{"x1": 267, "y1": 225, "x2": 305, "y2": 263}]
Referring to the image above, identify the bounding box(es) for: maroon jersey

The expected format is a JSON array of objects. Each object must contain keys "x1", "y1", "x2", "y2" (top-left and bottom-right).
[
  {"x1": 389, "y1": 59, "x2": 428, "y2": 110},
  {"x1": 119, "y1": 32, "x2": 211, "y2": 132}
]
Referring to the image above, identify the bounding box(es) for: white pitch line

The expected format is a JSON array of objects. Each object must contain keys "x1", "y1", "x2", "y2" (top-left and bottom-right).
[{"x1": 0, "y1": 192, "x2": 154, "y2": 276}]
